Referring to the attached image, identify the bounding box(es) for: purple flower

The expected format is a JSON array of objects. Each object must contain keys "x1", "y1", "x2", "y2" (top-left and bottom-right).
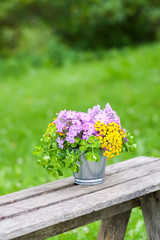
[
  {"x1": 66, "y1": 135, "x2": 75, "y2": 143},
  {"x1": 56, "y1": 137, "x2": 64, "y2": 149},
  {"x1": 122, "y1": 128, "x2": 128, "y2": 142},
  {"x1": 55, "y1": 103, "x2": 123, "y2": 144},
  {"x1": 88, "y1": 103, "x2": 121, "y2": 126},
  {"x1": 88, "y1": 105, "x2": 102, "y2": 116}
]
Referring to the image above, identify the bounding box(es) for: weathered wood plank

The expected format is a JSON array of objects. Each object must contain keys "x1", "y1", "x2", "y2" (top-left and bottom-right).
[
  {"x1": 97, "y1": 210, "x2": 131, "y2": 240},
  {"x1": 140, "y1": 191, "x2": 160, "y2": 240},
  {"x1": 0, "y1": 158, "x2": 160, "y2": 219},
  {"x1": 0, "y1": 157, "x2": 159, "y2": 240},
  {"x1": 0, "y1": 156, "x2": 158, "y2": 206},
  {"x1": 0, "y1": 178, "x2": 74, "y2": 207},
  {"x1": 12, "y1": 200, "x2": 138, "y2": 240},
  {"x1": 105, "y1": 156, "x2": 159, "y2": 175},
  {"x1": 0, "y1": 171, "x2": 160, "y2": 240}
]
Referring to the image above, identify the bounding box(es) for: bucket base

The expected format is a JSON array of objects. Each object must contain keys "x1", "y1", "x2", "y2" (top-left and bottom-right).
[{"x1": 74, "y1": 177, "x2": 104, "y2": 186}]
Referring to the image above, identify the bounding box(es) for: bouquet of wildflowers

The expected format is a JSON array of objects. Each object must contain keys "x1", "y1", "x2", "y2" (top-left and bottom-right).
[{"x1": 33, "y1": 103, "x2": 136, "y2": 176}]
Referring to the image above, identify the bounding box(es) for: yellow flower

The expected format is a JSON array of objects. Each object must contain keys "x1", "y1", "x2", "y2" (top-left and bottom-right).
[{"x1": 94, "y1": 121, "x2": 126, "y2": 160}]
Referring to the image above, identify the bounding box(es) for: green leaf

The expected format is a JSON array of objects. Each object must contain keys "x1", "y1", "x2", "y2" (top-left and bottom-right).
[
  {"x1": 75, "y1": 138, "x2": 80, "y2": 144},
  {"x1": 51, "y1": 132, "x2": 56, "y2": 137},
  {"x1": 86, "y1": 152, "x2": 100, "y2": 162},
  {"x1": 43, "y1": 156, "x2": 50, "y2": 160},
  {"x1": 42, "y1": 156, "x2": 50, "y2": 165},
  {"x1": 57, "y1": 160, "x2": 65, "y2": 168},
  {"x1": 80, "y1": 139, "x2": 88, "y2": 146},
  {"x1": 33, "y1": 145, "x2": 43, "y2": 156},
  {"x1": 52, "y1": 142, "x2": 58, "y2": 148},
  {"x1": 85, "y1": 152, "x2": 92, "y2": 161},
  {"x1": 79, "y1": 146, "x2": 87, "y2": 152},
  {"x1": 123, "y1": 143, "x2": 129, "y2": 152},
  {"x1": 79, "y1": 159, "x2": 83, "y2": 165},
  {"x1": 71, "y1": 142, "x2": 77, "y2": 148},
  {"x1": 67, "y1": 142, "x2": 71, "y2": 147},
  {"x1": 65, "y1": 160, "x2": 72, "y2": 167},
  {"x1": 129, "y1": 144, "x2": 137, "y2": 152},
  {"x1": 52, "y1": 171, "x2": 58, "y2": 178},
  {"x1": 88, "y1": 135, "x2": 95, "y2": 143},
  {"x1": 46, "y1": 165, "x2": 54, "y2": 174},
  {"x1": 57, "y1": 152, "x2": 65, "y2": 160},
  {"x1": 91, "y1": 139, "x2": 101, "y2": 148},
  {"x1": 121, "y1": 147, "x2": 126, "y2": 152},
  {"x1": 127, "y1": 135, "x2": 134, "y2": 145},
  {"x1": 57, "y1": 169, "x2": 63, "y2": 176},
  {"x1": 37, "y1": 159, "x2": 42, "y2": 165},
  {"x1": 127, "y1": 135, "x2": 133, "y2": 141},
  {"x1": 71, "y1": 164, "x2": 79, "y2": 173},
  {"x1": 93, "y1": 152, "x2": 100, "y2": 162}
]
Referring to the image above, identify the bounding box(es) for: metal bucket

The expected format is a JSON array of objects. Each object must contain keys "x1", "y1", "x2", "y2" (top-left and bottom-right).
[{"x1": 73, "y1": 150, "x2": 107, "y2": 185}]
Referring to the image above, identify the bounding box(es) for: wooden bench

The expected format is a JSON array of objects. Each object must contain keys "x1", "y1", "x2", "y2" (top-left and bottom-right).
[{"x1": 0, "y1": 156, "x2": 160, "y2": 240}]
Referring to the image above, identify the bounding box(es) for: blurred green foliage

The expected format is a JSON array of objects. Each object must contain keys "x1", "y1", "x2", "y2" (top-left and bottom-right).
[
  {"x1": 0, "y1": 2, "x2": 160, "y2": 239},
  {"x1": 0, "y1": 42, "x2": 160, "y2": 239},
  {"x1": 0, "y1": 2, "x2": 159, "y2": 240},
  {"x1": 0, "y1": 0, "x2": 160, "y2": 56}
]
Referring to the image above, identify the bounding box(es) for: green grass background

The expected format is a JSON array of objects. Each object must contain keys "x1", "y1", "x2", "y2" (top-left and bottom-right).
[{"x1": 0, "y1": 42, "x2": 160, "y2": 239}]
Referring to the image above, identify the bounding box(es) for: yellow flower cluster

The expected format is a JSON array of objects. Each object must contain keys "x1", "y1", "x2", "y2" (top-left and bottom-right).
[
  {"x1": 45, "y1": 118, "x2": 65, "y2": 137},
  {"x1": 45, "y1": 118, "x2": 57, "y2": 137},
  {"x1": 94, "y1": 121, "x2": 126, "y2": 160}
]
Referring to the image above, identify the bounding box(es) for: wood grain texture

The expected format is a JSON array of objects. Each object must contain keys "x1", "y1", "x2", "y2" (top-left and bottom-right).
[
  {"x1": 0, "y1": 156, "x2": 157, "y2": 206},
  {"x1": 0, "y1": 156, "x2": 159, "y2": 240},
  {"x1": 0, "y1": 178, "x2": 74, "y2": 207},
  {"x1": 97, "y1": 210, "x2": 131, "y2": 240},
  {"x1": 1, "y1": 170, "x2": 160, "y2": 239},
  {"x1": 1, "y1": 157, "x2": 160, "y2": 219},
  {"x1": 13, "y1": 200, "x2": 138, "y2": 240},
  {"x1": 140, "y1": 191, "x2": 160, "y2": 240}
]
